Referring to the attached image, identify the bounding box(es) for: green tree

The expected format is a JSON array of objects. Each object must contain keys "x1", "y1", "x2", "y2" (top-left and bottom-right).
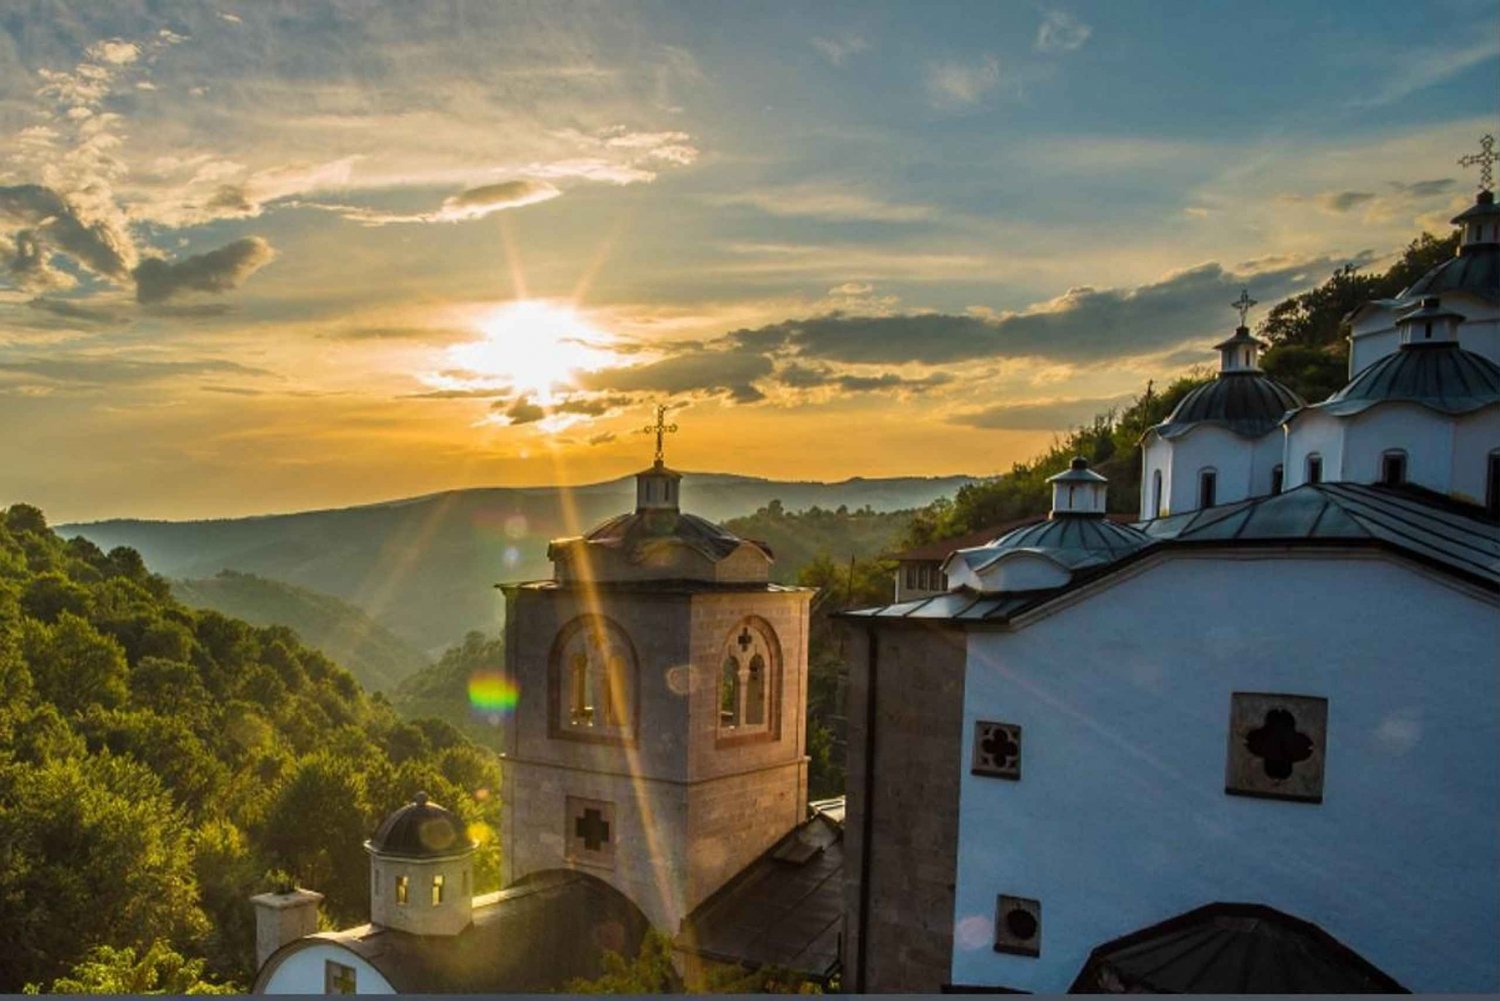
[
  {"x1": 25, "y1": 940, "x2": 237, "y2": 995},
  {"x1": 22, "y1": 612, "x2": 129, "y2": 713}
]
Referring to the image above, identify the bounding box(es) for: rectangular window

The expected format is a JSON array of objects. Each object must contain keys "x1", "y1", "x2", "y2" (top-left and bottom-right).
[
  {"x1": 1488, "y1": 453, "x2": 1500, "y2": 519},
  {"x1": 904, "y1": 564, "x2": 917, "y2": 590},
  {"x1": 1306, "y1": 455, "x2": 1322, "y2": 485},
  {"x1": 325, "y1": 961, "x2": 357, "y2": 994},
  {"x1": 395, "y1": 875, "x2": 408, "y2": 906},
  {"x1": 431, "y1": 874, "x2": 444, "y2": 906},
  {"x1": 1271, "y1": 465, "x2": 1283, "y2": 495},
  {"x1": 1199, "y1": 471, "x2": 1217, "y2": 509},
  {"x1": 1381, "y1": 452, "x2": 1406, "y2": 486}
]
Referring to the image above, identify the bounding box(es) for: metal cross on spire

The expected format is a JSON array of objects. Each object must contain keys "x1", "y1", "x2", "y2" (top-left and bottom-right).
[
  {"x1": 1458, "y1": 134, "x2": 1496, "y2": 193},
  {"x1": 640, "y1": 403, "x2": 678, "y2": 465},
  {"x1": 1231, "y1": 288, "x2": 1257, "y2": 328}
]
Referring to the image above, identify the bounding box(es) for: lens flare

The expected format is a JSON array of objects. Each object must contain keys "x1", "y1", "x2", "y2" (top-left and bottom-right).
[{"x1": 468, "y1": 671, "x2": 519, "y2": 715}]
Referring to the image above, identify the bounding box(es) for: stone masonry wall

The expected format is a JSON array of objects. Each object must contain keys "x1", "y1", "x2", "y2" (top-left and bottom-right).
[{"x1": 841, "y1": 619, "x2": 968, "y2": 992}]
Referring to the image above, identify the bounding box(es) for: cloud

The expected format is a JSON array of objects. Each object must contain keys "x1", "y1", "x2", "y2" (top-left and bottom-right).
[
  {"x1": 300, "y1": 178, "x2": 561, "y2": 226},
  {"x1": 26, "y1": 297, "x2": 127, "y2": 326},
  {"x1": 320, "y1": 325, "x2": 473, "y2": 343},
  {"x1": 724, "y1": 254, "x2": 1346, "y2": 366},
  {"x1": 1035, "y1": 10, "x2": 1092, "y2": 54},
  {"x1": 1388, "y1": 178, "x2": 1455, "y2": 198},
  {"x1": 926, "y1": 54, "x2": 1001, "y2": 109},
  {"x1": 500, "y1": 397, "x2": 546, "y2": 424},
  {"x1": 950, "y1": 393, "x2": 1136, "y2": 430},
  {"x1": 133, "y1": 237, "x2": 276, "y2": 303},
  {"x1": 88, "y1": 40, "x2": 142, "y2": 65},
  {"x1": 553, "y1": 394, "x2": 633, "y2": 416},
  {"x1": 775, "y1": 363, "x2": 953, "y2": 394},
  {"x1": 0, "y1": 184, "x2": 137, "y2": 282},
  {"x1": 0, "y1": 355, "x2": 265, "y2": 387},
  {"x1": 1355, "y1": 40, "x2": 1498, "y2": 109},
  {"x1": 578, "y1": 347, "x2": 774, "y2": 403},
  {"x1": 812, "y1": 33, "x2": 871, "y2": 67},
  {"x1": 587, "y1": 432, "x2": 617, "y2": 446},
  {"x1": 705, "y1": 184, "x2": 932, "y2": 222},
  {"x1": 1316, "y1": 190, "x2": 1377, "y2": 213},
  {"x1": 403, "y1": 387, "x2": 511, "y2": 399},
  {"x1": 437, "y1": 180, "x2": 562, "y2": 220}
]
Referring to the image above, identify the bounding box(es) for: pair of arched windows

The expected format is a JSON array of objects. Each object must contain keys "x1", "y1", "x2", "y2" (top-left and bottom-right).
[{"x1": 720, "y1": 619, "x2": 778, "y2": 737}]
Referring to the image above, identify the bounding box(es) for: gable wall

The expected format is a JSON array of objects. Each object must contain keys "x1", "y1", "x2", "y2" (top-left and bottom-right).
[{"x1": 949, "y1": 553, "x2": 1499, "y2": 992}]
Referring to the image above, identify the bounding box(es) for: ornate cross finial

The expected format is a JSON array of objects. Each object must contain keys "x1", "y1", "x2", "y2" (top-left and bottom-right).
[
  {"x1": 640, "y1": 403, "x2": 678, "y2": 465},
  {"x1": 1231, "y1": 288, "x2": 1257, "y2": 327},
  {"x1": 1458, "y1": 134, "x2": 1496, "y2": 193}
]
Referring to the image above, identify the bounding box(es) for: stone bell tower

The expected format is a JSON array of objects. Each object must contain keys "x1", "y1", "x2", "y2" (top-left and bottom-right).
[{"x1": 498, "y1": 410, "x2": 813, "y2": 931}]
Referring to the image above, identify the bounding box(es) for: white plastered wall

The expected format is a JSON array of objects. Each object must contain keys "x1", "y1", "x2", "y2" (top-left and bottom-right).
[
  {"x1": 257, "y1": 942, "x2": 397, "y2": 995},
  {"x1": 949, "y1": 553, "x2": 1499, "y2": 993}
]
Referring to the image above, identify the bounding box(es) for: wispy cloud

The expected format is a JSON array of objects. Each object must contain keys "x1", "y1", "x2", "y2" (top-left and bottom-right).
[
  {"x1": 704, "y1": 183, "x2": 932, "y2": 222},
  {"x1": 926, "y1": 54, "x2": 1002, "y2": 110},
  {"x1": 812, "y1": 32, "x2": 871, "y2": 67},
  {"x1": 951, "y1": 393, "x2": 1134, "y2": 430},
  {"x1": 133, "y1": 237, "x2": 276, "y2": 303},
  {"x1": 1035, "y1": 10, "x2": 1092, "y2": 54}
]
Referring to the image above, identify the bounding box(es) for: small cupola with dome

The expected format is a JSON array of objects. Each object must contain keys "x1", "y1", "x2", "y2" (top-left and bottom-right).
[
  {"x1": 365, "y1": 791, "x2": 476, "y2": 936},
  {"x1": 635, "y1": 405, "x2": 682, "y2": 512},
  {"x1": 1397, "y1": 296, "x2": 1463, "y2": 346},
  {"x1": 1048, "y1": 457, "x2": 1108, "y2": 517}
]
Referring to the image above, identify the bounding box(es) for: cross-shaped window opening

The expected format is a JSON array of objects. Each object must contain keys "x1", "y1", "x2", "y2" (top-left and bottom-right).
[
  {"x1": 576, "y1": 808, "x2": 611, "y2": 852},
  {"x1": 325, "y1": 961, "x2": 357, "y2": 994}
]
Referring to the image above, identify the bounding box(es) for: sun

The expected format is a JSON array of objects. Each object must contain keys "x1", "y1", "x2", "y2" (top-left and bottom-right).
[{"x1": 448, "y1": 301, "x2": 617, "y2": 404}]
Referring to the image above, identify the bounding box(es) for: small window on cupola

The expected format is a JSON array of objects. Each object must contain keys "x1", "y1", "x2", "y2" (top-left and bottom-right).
[
  {"x1": 1380, "y1": 451, "x2": 1407, "y2": 486},
  {"x1": 1271, "y1": 464, "x2": 1284, "y2": 495},
  {"x1": 1198, "y1": 469, "x2": 1217, "y2": 508},
  {"x1": 1306, "y1": 454, "x2": 1323, "y2": 485}
]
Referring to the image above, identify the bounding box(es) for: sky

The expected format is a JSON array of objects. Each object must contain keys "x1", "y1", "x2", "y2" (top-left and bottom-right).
[{"x1": 1, "y1": 0, "x2": 1496, "y2": 521}]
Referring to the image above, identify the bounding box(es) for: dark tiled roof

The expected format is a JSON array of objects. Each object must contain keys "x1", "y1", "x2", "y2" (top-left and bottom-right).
[
  {"x1": 840, "y1": 484, "x2": 1498, "y2": 623},
  {"x1": 1401, "y1": 242, "x2": 1499, "y2": 303},
  {"x1": 1154, "y1": 372, "x2": 1304, "y2": 439},
  {"x1": 1314, "y1": 342, "x2": 1500, "y2": 416},
  {"x1": 974, "y1": 515, "x2": 1152, "y2": 570},
  {"x1": 677, "y1": 808, "x2": 844, "y2": 983},
  {"x1": 502, "y1": 578, "x2": 809, "y2": 595},
  {"x1": 550, "y1": 509, "x2": 771, "y2": 565},
  {"x1": 1069, "y1": 902, "x2": 1407, "y2": 993},
  {"x1": 893, "y1": 514, "x2": 1138, "y2": 562},
  {"x1": 313, "y1": 870, "x2": 652, "y2": 993},
  {"x1": 367, "y1": 793, "x2": 473, "y2": 859}
]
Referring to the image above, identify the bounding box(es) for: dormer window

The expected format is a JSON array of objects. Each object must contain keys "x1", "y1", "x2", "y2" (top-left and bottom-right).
[
  {"x1": 1380, "y1": 451, "x2": 1407, "y2": 486},
  {"x1": 1306, "y1": 454, "x2": 1323, "y2": 485}
]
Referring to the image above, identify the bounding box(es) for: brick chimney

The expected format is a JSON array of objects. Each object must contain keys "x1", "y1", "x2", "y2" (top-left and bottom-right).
[{"x1": 250, "y1": 888, "x2": 324, "y2": 971}]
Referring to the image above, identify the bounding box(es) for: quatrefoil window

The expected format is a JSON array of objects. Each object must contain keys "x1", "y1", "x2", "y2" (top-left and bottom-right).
[
  {"x1": 1225, "y1": 693, "x2": 1327, "y2": 803},
  {"x1": 972, "y1": 720, "x2": 1022, "y2": 780}
]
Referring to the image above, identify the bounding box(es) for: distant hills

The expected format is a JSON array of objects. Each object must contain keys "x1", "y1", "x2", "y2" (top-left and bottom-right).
[
  {"x1": 171, "y1": 570, "x2": 430, "y2": 693},
  {"x1": 64, "y1": 472, "x2": 973, "y2": 653}
]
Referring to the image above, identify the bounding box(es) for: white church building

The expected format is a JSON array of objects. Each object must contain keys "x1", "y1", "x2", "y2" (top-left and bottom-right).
[{"x1": 840, "y1": 181, "x2": 1499, "y2": 993}]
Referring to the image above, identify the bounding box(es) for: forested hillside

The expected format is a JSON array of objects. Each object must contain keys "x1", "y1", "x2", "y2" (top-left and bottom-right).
[
  {"x1": 172, "y1": 571, "x2": 430, "y2": 694},
  {"x1": 722, "y1": 502, "x2": 913, "y2": 584},
  {"x1": 65, "y1": 473, "x2": 972, "y2": 653},
  {"x1": 0, "y1": 505, "x2": 502, "y2": 992}
]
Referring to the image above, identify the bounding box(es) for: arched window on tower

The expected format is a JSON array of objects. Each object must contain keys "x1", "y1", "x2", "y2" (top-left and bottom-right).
[
  {"x1": 718, "y1": 619, "x2": 780, "y2": 743},
  {"x1": 1152, "y1": 469, "x2": 1163, "y2": 517},
  {"x1": 551, "y1": 616, "x2": 637, "y2": 741}
]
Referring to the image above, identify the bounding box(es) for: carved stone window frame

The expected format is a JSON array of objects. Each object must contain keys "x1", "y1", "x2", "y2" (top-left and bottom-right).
[
  {"x1": 548, "y1": 614, "x2": 640, "y2": 746},
  {"x1": 972, "y1": 720, "x2": 1022, "y2": 780},
  {"x1": 564, "y1": 795, "x2": 617, "y2": 869},
  {"x1": 1225, "y1": 691, "x2": 1328, "y2": 804},
  {"x1": 994, "y1": 894, "x2": 1041, "y2": 957},
  {"x1": 716, "y1": 616, "x2": 781, "y2": 747}
]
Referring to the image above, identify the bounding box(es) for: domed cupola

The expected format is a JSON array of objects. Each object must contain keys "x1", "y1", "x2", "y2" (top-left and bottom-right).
[
  {"x1": 1151, "y1": 292, "x2": 1305, "y2": 440},
  {"x1": 1403, "y1": 136, "x2": 1500, "y2": 302},
  {"x1": 943, "y1": 459, "x2": 1151, "y2": 594},
  {"x1": 366, "y1": 792, "x2": 476, "y2": 936},
  {"x1": 1318, "y1": 298, "x2": 1500, "y2": 417}
]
